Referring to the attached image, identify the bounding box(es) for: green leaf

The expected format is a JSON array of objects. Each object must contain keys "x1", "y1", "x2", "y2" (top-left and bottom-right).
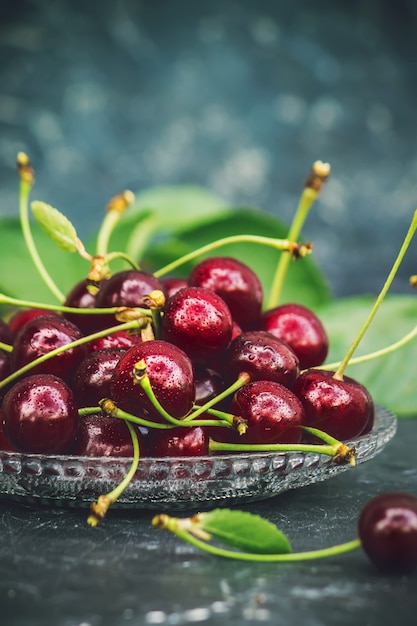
[
  {"x1": 31, "y1": 201, "x2": 79, "y2": 253},
  {"x1": 197, "y1": 509, "x2": 292, "y2": 554},
  {"x1": 142, "y1": 208, "x2": 331, "y2": 310},
  {"x1": 318, "y1": 294, "x2": 417, "y2": 417}
]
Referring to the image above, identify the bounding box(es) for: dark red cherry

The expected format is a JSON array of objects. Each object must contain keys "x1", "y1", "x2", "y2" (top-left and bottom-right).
[
  {"x1": 223, "y1": 331, "x2": 299, "y2": 388},
  {"x1": 111, "y1": 340, "x2": 195, "y2": 422},
  {"x1": 261, "y1": 303, "x2": 329, "y2": 369},
  {"x1": 161, "y1": 286, "x2": 233, "y2": 363},
  {"x1": 73, "y1": 348, "x2": 125, "y2": 408},
  {"x1": 95, "y1": 269, "x2": 167, "y2": 328},
  {"x1": 228, "y1": 380, "x2": 305, "y2": 444},
  {"x1": 0, "y1": 348, "x2": 11, "y2": 382},
  {"x1": 8, "y1": 308, "x2": 60, "y2": 337},
  {"x1": 2, "y1": 373, "x2": 79, "y2": 454},
  {"x1": 71, "y1": 413, "x2": 147, "y2": 457},
  {"x1": 0, "y1": 318, "x2": 13, "y2": 344},
  {"x1": 293, "y1": 368, "x2": 374, "y2": 440},
  {"x1": 358, "y1": 492, "x2": 417, "y2": 573},
  {"x1": 188, "y1": 256, "x2": 263, "y2": 330},
  {"x1": 88, "y1": 329, "x2": 142, "y2": 352},
  {"x1": 147, "y1": 426, "x2": 208, "y2": 457},
  {"x1": 194, "y1": 367, "x2": 224, "y2": 405},
  {"x1": 63, "y1": 278, "x2": 107, "y2": 334},
  {"x1": 11, "y1": 315, "x2": 87, "y2": 382},
  {"x1": 161, "y1": 277, "x2": 188, "y2": 299}
]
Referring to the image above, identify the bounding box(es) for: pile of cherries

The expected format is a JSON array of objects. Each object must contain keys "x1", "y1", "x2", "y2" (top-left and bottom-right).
[{"x1": 0, "y1": 254, "x2": 374, "y2": 460}]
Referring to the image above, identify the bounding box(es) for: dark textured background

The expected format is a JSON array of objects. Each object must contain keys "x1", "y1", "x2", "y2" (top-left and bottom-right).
[
  {"x1": 1, "y1": 0, "x2": 417, "y2": 297},
  {"x1": 1, "y1": 2, "x2": 417, "y2": 625}
]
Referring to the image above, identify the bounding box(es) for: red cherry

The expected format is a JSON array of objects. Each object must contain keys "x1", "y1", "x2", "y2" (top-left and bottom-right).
[
  {"x1": 111, "y1": 340, "x2": 195, "y2": 422},
  {"x1": 261, "y1": 303, "x2": 329, "y2": 369},
  {"x1": 2, "y1": 374, "x2": 79, "y2": 454},
  {"x1": 71, "y1": 413, "x2": 147, "y2": 458},
  {"x1": 293, "y1": 368, "x2": 374, "y2": 440},
  {"x1": 229, "y1": 380, "x2": 305, "y2": 444},
  {"x1": 73, "y1": 348, "x2": 125, "y2": 408},
  {"x1": 8, "y1": 308, "x2": 60, "y2": 336},
  {"x1": 147, "y1": 426, "x2": 209, "y2": 457},
  {"x1": 188, "y1": 256, "x2": 263, "y2": 330},
  {"x1": 11, "y1": 315, "x2": 87, "y2": 383},
  {"x1": 358, "y1": 492, "x2": 417, "y2": 573},
  {"x1": 161, "y1": 286, "x2": 233, "y2": 363},
  {"x1": 223, "y1": 331, "x2": 299, "y2": 388}
]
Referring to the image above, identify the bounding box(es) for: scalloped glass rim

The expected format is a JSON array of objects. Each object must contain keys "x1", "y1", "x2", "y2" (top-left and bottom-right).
[{"x1": 0, "y1": 405, "x2": 396, "y2": 510}]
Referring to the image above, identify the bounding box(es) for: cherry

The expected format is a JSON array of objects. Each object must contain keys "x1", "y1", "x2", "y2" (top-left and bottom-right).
[
  {"x1": 8, "y1": 308, "x2": 60, "y2": 337},
  {"x1": 0, "y1": 318, "x2": 13, "y2": 345},
  {"x1": 161, "y1": 286, "x2": 233, "y2": 363},
  {"x1": 0, "y1": 348, "x2": 11, "y2": 382},
  {"x1": 73, "y1": 348, "x2": 125, "y2": 408},
  {"x1": 293, "y1": 368, "x2": 374, "y2": 440},
  {"x1": 194, "y1": 367, "x2": 225, "y2": 405},
  {"x1": 358, "y1": 492, "x2": 417, "y2": 573},
  {"x1": 188, "y1": 256, "x2": 263, "y2": 330},
  {"x1": 110, "y1": 340, "x2": 195, "y2": 422},
  {"x1": 71, "y1": 413, "x2": 146, "y2": 458},
  {"x1": 95, "y1": 269, "x2": 167, "y2": 328},
  {"x1": 261, "y1": 303, "x2": 329, "y2": 369},
  {"x1": 222, "y1": 331, "x2": 299, "y2": 388},
  {"x1": 161, "y1": 277, "x2": 188, "y2": 299},
  {"x1": 228, "y1": 380, "x2": 305, "y2": 445},
  {"x1": 2, "y1": 373, "x2": 79, "y2": 454},
  {"x1": 63, "y1": 278, "x2": 106, "y2": 334},
  {"x1": 11, "y1": 315, "x2": 87, "y2": 382},
  {"x1": 88, "y1": 329, "x2": 142, "y2": 352},
  {"x1": 147, "y1": 426, "x2": 209, "y2": 457}
]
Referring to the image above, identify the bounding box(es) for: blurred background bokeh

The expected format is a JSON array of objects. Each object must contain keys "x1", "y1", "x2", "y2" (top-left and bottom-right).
[{"x1": 0, "y1": 0, "x2": 416, "y2": 297}]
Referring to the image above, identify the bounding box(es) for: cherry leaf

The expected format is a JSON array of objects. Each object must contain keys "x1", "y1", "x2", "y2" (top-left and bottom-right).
[
  {"x1": 197, "y1": 509, "x2": 292, "y2": 554},
  {"x1": 31, "y1": 201, "x2": 79, "y2": 253}
]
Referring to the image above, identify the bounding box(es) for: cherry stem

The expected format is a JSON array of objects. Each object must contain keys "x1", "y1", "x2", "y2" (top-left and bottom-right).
[
  {"x1": 181, "y1": 372, "x2": 251, "y2": 423},
  {"x1": 103, "y1": 251, "x2": 140, "y2": 271},
  {"x1": 267, "y1": 160, "x2": 330, "y2": 309},
  {"x1": 0, "y1": 319, "x2": 146, "y2": 390},
  {"x1": 152, "y1": 515, "x2": 361, "y2": 562},
  {"x1": 0, "y1": 292, "x2": 152, "y2": 318},
  {"x1": 17, "y1": 154, "x2": 65, "y2": 303},
  {"x1": 0, "y1": 341, "x2": 12, "y2": 353},
  {"x1": 333, "y1": 209, "x2": 417, "y2": 380},
  {"x1": 87, "y1": 419, "x2": 140, "y2": 527},
  {"x1": 153, "y1": 235, "x2": 310, "y2": 278},
  {"x1": 209, "y1": 426, "x2": 356, "y2": 465},
  {"x1": 319, "y1": 319, "x2": 417, "y2": 371},
  {"x1": 95, "y1": 190, "x2": 135, "y2": 258},
  {"x1": 133, "y1": 370, "x2": 237, "y2": 429},
  {"x1": 99, "y1": 398, "x2": 233, "y2": 430}
]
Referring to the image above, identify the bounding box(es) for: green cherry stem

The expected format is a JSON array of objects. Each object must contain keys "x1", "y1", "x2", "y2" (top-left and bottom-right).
[
  {"x1": 0, "y1": 320, "x2": 147, "y2": 391},
  {"x1": 87, "y1": 419, "x2": 140, "y2": 527},
  {"x1": 0, "y1": 341, "x2": 12, "y2": 353},
  {"x1": 0, "y1": 292, "x2": 153, "y2": 318},
  {"x1": 267, "y1": 161, "x2": 330, "y2": 309},
  {"x1": 95, "y1": 190, "x2": 135, "y2": 258},
  {"x1": 333, "y1": 208, "x2": 417, "y2": 380},
  {"x1": 182, "y1": 372, "x2": 251, "y2": 424},
  {"x1": 152, "y1": 515, "x2": 361, "y2": 563},
  {"x1": 16, "y1": 153, "x2": 65, "y2": 303},
  {"x1": 153, "y1": 235, "x2": 311, "y2": 278},
  {"x1": 103, "y1": 251, "x2": 140, "y2": 271},
  {"x1": 99, "y1": 398, "x2": 233, "y2": 431},
  {"x1": 209, "y1": 425, "x2": 356, "y2": 465},
  {"x1": 319, "y1": 319, "x2": 417, "y2": 371}
]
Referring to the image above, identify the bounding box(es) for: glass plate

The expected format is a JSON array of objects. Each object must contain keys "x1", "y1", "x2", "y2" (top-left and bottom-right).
[{"x1": 0, "y1": 405, "x2": 396, "y2": 510}]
